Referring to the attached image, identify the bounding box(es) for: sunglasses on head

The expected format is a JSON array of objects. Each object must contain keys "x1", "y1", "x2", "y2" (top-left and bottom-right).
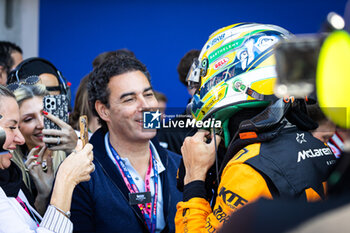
[{"x1": 7, "y1": 75, "x2": 41, "y2": 92}]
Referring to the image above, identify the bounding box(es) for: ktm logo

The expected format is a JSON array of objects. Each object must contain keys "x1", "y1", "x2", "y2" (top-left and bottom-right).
[
  {"x1": 213, "y1": 57, "x2": 229, "y2": 70},
  {"x1": 218, "y1": 187, "x2": 248, "y2": 209}
]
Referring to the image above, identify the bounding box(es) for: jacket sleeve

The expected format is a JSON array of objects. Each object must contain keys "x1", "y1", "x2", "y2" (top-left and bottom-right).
[
  {"x1": 0, "y1": 191, "x2": 72, "y2": 233},
  {"x1": 175, "y1": 163, "x2": 273, "y2": 232},
  {"x1": 70, "y1": 183, "x2": 95, "y2": 233}
]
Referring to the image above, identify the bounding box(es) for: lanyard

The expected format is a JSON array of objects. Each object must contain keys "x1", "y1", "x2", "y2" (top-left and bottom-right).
[
  {"x1": 108, "y1": 140, "x2": 158, "y2": 233},
  {"x1": 16, "y1": 196, "x2": 40, "y2": 227}
]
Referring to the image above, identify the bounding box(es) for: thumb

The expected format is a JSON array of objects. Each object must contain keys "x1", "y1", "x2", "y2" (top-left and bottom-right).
[
  {"x1": 80, "y1": 143, "x2": 93, "y2": 156},
  {"x1": 75, "y1": 139, "x2": 83, "y2": 152}
]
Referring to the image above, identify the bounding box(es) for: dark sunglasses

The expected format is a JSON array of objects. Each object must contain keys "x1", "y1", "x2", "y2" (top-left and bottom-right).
[{"x1": 7, "y1": 75, "x2": 41, "y2": 92}]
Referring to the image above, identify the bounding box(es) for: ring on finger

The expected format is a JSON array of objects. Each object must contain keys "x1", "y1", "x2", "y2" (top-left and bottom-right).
[
  {"x1": 42, "y1": 160, "x2": 48, "y2": 172},
  {"x1": 57, "y1": 137, "x2": 61, "y2": 145}
]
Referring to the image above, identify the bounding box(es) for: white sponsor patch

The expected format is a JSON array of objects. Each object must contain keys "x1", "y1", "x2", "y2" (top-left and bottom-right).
[
  {"x1": 213, "y1": 57, "x2": 229, "y2": 70},
  {"x1": 206, "y1": 32, "x2": 226, "y2": 50}
]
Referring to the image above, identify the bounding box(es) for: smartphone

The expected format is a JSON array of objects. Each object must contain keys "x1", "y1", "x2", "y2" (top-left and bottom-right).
[
  {"x1": 274, "y1": 34, "x2": 326, "y2": 98},
  {"x1": 79, "y1": 115, "x2": 89, "y2": 147},
  {"x1": 43, "y1": 94, "x2": 69, "y2": 130}
]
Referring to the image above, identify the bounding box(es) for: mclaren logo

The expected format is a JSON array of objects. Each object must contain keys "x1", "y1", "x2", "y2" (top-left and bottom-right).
[{"x1": 297, "y1": 148, "x2": 333, "y2": 162}]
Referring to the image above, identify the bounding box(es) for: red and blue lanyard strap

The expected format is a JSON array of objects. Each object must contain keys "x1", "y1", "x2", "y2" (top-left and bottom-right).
[
  {"x1": 108, "y1": 140, "x2": 159, "y2": 233},
  {"x1": 16, "y1": 196, "x2": 40, "y2": 227}
]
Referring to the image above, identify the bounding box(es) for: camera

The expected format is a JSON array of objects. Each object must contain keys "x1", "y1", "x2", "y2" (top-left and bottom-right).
[
  {"x1": 0, "y1": 126, "x2": 7, "y2": 154},
  {"x1": 274, "y1": 34, "x2": 326, "y2": 98}
]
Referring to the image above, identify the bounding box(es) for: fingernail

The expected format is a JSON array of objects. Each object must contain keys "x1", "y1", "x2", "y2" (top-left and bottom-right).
[
  {"x1": 36, "y1": 161, "x2": 41, "y2": 165},
  {"x1": 34, "y1": 155, "x2": 39, "y2": 158},
  {"x1": 42, "y1": 111, "x2": 48, "y2": 115},
  {"x1": 35, "y1": 146, "x2": 40, "y2": 149}
]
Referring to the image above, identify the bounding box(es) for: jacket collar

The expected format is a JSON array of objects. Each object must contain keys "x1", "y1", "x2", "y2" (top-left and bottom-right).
[{"x1": 90, "y1": 128, "x2": 170, "y2": 228}]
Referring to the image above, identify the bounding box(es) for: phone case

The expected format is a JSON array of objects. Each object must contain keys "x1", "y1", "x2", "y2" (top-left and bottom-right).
[
  {"x1": 79, "y1": 115, "x2": 89, "y2": 146},
  {"x1": 43, "y1": 95, "x2": 69, "y2": 130}
]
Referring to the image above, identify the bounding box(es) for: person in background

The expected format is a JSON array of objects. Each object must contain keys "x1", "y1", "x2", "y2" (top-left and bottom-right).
[
  {"x1": 71, "y1": 55, "x2": 182, "y2": 232},
  {"x1": 307, "y1": 104, "x2": 336, "y2": 143},
  {"x1": 69, "y1": 73, "x2": 100, "y2": 138},
  {"x1": 177, "y1": 49, "x2": 200, "y2": 97},
  {"x1": 154, "y1": 90, "x2": 167, "y2": 120},
  {"x1": 9, "y1": 83, "x2": 77, "y2": 215},
  {"x1": 0, "y1": 41, "x2": 23, "y2": 70},
  {"x1": 92, "y1": 48, "x2": 136, "y2": 69},
  {"x1": 156, "y1": 50, "x2": 200, "y2": 154},
  {"x1": 0, "y1": 40, "x2": 22, "y2": 85},
  {"x1": 0, "y1": 45, "x2": 12, "y2": 85},
  {"x1": 7, "y1": 57, "x2": 72, "y2": 101},
  {"x1": 0, "y1": 84, "x2": 95, "y2": 233},
  {"x1": 329, "y1": 129, "x2": 347, "y2": 158}
]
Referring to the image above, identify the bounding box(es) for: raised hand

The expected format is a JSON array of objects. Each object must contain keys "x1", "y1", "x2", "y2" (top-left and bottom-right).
[
  {"x1": 42, "y1": 111, "x2": 78, "y2": 153},
  {"x1": 181, "y1": 130, "x2": 221, "y2": 185},
  {"x1": 25, "y1": 145, "x2": 55, "y2": 215}
]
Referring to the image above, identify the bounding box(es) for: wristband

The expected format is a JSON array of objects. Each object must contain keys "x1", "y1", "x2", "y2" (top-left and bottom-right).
[{"x1": 49, "y1": 204, "x2": 71, "y2": 219}]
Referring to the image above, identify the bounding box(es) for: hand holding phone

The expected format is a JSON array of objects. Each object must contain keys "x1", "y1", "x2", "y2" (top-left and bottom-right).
[
  {"x1": 42, "y1": 98, "x2": 78, "y2": 152},
  {"x1": 43, "y1": 95, "x2": 69, "y2": 130}
]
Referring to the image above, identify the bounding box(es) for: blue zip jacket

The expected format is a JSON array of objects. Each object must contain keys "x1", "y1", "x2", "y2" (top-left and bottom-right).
[{"x1": 71, "y1": 128, "x2": 182, "y2": 233}]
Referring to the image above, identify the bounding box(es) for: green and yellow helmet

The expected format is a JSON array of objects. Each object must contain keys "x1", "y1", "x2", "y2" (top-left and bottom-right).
[{"x1": 187, "y1": 23, "x2": 292, "y2": 142}]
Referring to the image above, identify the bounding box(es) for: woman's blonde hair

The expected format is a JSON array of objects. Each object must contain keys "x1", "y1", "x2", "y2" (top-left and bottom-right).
[{"x1": 13, "y1": 84, "x2": 49, "y2": 106}]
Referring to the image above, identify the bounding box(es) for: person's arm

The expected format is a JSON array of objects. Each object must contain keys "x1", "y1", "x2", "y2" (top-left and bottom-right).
[
  {"x1": 40, "y1": 141, "x2": 94, "y2": 233},
  {"x1": 0, "y1": 186, "x2": 71, "y2": 233},
  {"x1": 175, "y1": 131, "x2": 272, "y2": 232},
  {"x1": 41, "y1": 142, "x2": 94, "y2": 233},
  {"x1": 175, "y1": 163, "x2": 273, "y2": 232}
]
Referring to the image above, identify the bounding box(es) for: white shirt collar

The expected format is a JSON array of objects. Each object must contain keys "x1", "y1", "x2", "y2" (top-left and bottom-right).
[{"x1": 104, "y1": 132, "x2": 166, "y2": 175}]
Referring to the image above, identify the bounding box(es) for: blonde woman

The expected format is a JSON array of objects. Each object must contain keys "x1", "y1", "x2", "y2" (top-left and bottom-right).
[
  {"x1": 0, "y1": 84, "x2": 94, "y2": 232},
  {"x1": 9, "y1": 81, "x2": 77, "y2": 215}
]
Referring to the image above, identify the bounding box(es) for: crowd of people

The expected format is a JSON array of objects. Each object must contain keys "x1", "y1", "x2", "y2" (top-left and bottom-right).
[{"x1": 0, "y1": 19, "x2": 349, "y2": 233}]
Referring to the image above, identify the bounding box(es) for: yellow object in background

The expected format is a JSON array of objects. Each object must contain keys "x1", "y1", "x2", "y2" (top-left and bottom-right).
[{"x1": 317, "y1": 30, "x2": 350, "y2": 129}]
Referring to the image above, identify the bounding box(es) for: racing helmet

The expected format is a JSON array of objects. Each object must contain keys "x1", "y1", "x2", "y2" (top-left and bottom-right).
[{"x1": 187, "y1": 23, "x2": 292, "y2": 141}]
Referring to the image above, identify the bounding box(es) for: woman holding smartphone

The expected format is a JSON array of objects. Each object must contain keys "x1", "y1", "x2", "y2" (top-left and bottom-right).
[
  {"x1": 0, "y1": 84, "x2": 94, "y2": 232},
  {"x1": 7, "y1": 81, "x2": 78, "y2": 215}
]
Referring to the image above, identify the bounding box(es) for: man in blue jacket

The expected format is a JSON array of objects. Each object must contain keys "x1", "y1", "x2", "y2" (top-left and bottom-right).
[{"x1": 71, "y1": 55, "x2": 182, "y2": 232}]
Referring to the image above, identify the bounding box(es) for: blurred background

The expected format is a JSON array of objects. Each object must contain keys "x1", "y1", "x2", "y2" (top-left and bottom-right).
[{"x1": 0, "y1": 0, "x2": 347, "y2": 109}]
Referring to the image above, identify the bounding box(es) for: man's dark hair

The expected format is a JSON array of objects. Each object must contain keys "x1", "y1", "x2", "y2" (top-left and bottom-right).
[
  {"x1": 177, "y1": 49, "x2": 200, "y2": 86},
  {"x1": 0, "y1": 41, "x2": 22, "y2": 73},
  {"x1": 0, "y1": 41, "x2": 22, "y2": 54},
  {"x1": 92, "y1": 49, "x2": 136, "y2": 69},
  {"x1": 88, "y1": 55, "x2": 151, "y2": 131},
  {"x1": 0, "y1": 45, "x2": 11, "y2": 73},
  {"x1": 154, "y1": 90, "x2": 167, "y2": 103}
]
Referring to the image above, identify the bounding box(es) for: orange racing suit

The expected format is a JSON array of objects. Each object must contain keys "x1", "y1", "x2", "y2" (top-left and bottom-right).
[{"x1": 175, "y1": 126, "x2": 336, "y2": 232}]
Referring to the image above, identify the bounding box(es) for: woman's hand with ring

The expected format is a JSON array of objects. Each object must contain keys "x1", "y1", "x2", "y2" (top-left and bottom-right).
[{"x1": 42, "y1": 111, "x2": 78, "y2": 153}]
